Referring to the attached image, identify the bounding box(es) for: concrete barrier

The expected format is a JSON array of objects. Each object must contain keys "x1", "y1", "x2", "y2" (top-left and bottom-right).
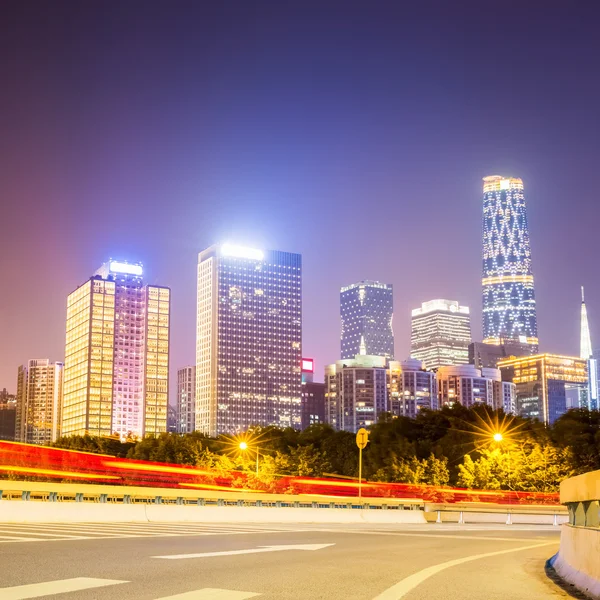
[
  {"x1": 0, "y1": 500, "x2": 427, "y2": 524},
  {"x1": 550, "y1": 470, "x2": 600, "y2": 599}
]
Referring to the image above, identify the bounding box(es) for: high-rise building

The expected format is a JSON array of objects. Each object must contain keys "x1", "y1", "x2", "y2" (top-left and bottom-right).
[
  {"x1": 436, "y1": 365, "x2": 494, "y2": 409},
  {"x1": 301, "y1": 358, "x2": 325, "y2": 430},
  {"x1": 580, "y1": 287, "x2": 598, "y2": 410},
  {"x1": 469, "y1": 341, "x2": 532, "y2": 369},
  {"x1": 325, "y1": 355, "x2": 388, "y2": 432},
  {"x1": 15, "y1": 359, "x2": 64, "y2": 444},
  {"x1": 196, "y1": 244, "x2": 302, "y2": 436},
  {"x1": 498, "y1": 354, "x2": 587, "y2": 425},
  {"x1": 387, "y1": 358, "x2": 438, "y2": 418},
  {"x1": 62, "y1": 260, "x2": 170, "y2": 439},
  {"x1": 411, "y1": 299, "x2": 472, "y2": 369},
  {"x1": 340, "y1": 281, "x2": 394, "y2": 360},
  {"x1": 482, "y1": 175, "x2": 538, "y2": 351},
  {"x1": 0, "y1": 388, "x2": 16, "y2": 441},
  {"x1": 176, "y1": 366, "x2": 196, "y2": 434}
]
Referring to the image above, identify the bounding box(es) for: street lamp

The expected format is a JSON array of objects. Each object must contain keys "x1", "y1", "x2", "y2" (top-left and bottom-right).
[
  {"x1": 239, "y1": 441, "x2": 259, "y2": 475},
  {"x1": 493, "y1": 433, "x2": 503, "y2": 443}
]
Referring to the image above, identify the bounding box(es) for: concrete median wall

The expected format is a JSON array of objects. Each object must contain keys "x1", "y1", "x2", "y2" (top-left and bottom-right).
[
  {"x1": 0, "y1": 500, "x2": 427, "y2": 524},
  {"x1": 423, "y1": 510, "x2": 567, "y2": 525},
  {"x1": 551, "y1": 525, "x2": 600, "y2": 599}
]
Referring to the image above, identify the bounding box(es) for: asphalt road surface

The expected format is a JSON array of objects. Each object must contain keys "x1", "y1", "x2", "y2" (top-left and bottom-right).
[{"x1": 0, "y1": 522, "x2": 571, "y2": 599}]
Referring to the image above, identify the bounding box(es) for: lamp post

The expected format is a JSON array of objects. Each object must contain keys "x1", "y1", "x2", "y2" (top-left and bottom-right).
[{"x1": 239, "y1": 441, "x2": 259, "y2": 475}]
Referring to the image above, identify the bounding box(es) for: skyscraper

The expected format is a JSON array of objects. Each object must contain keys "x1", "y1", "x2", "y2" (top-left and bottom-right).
[
  {"x1": 196, "y1": 244, "x2": 302, "y2": 436},
  {"x1": 340, "y1": 281, "x2": 394, "y2": 360},
  {"x1": 411, "y1": 299, "x2": 472, "y2": 370},
  {"x1": 62, "y1": 260, "x2": 170, "y2": 439},
  {"x1": 580, "y1": 287, "x2": 598, "y2": 410},
  {"x1": 388, "y1": 358, "x2": 438, "y2": 418},
  {"x1": 301, "y1": 358, "x2": 325, "y2": 430},
  {"x1": 482, "y1": 176, "x2": 538, "y2": 351},
  {"x1": 176, "y1": 366, "x2": 196, "y2": 434},
  {"x1": 15, "y1": 359, "x2": 64, "y2": 444}
]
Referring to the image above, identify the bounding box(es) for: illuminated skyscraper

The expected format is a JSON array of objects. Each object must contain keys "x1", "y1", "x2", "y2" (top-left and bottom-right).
[
  {"x1": 196, "y1": 244, "x2": 302, "y2": 436},
  {"x1": 411, "y1": 299, "x2": 472, "y2": 370},
  {"x1": 176, "y1": 366, "x2": 196, "y2": 434},
  {"x1": 388, "y1": 358, "x2": 438, "y2": 418},
  {"x1": 340, "y1": 281, "x2": 394, "y2": 360},
  {"x1": 482, "y1": 176, "x2": 538, "y2": 350},
  {"x1": 15, "y1": 359, "x2": 64, "y2": 444},
  {"x1": 580, "y1": 287, "x2": 598, "y2": 410},
  {"x1": 62, "y1": 260, "x2": 170, "y2": 439}
]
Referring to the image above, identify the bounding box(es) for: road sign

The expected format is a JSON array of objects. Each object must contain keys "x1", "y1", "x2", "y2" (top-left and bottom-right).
[{"x1": 356, "y1": 428, "x2": 369, "y2": 449}]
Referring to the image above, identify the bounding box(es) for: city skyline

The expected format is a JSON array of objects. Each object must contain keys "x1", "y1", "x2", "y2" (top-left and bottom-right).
[{"x1": 2, "y1": 3, "x2": 600, "y2": 391}]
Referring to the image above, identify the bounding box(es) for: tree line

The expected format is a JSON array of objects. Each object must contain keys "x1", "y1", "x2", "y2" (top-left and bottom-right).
[{"x1": 50, "y1": 406, "x2": 600, "y2": 493}]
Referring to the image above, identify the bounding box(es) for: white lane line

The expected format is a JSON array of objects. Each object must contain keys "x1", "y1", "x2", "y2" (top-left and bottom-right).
[
  {"x1": 372, "y1": 541, "x2": 557, "y2": 599},
  {"x1": 0, "y1": 536, "x2": 47, "y2": 541},
  {"x1": 0, "y1": 529, "x2": 86, "y2": 539},
  {"x1": 313, "y1": 529, "x2": 554, "y2": 543},
  {"x1": 156, "y1": 588, "x2": 260, "y2": 599},
  {"x1": 0, "y1": 525, "x2": 137, "y2": 538},
  {"x1": 0, "y1": 577, "x2": 128, "y2": 600},
  {"x1": 154, "y1": 543, "x2": 335, "y2": 560}
]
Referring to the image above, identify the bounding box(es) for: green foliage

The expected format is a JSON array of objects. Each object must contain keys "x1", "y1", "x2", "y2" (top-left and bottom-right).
[{"x1": 44, "y1": 406, "x2": 600, "y2": 493}]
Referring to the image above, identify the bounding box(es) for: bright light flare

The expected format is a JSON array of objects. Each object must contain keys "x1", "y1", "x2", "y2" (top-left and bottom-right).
[
  {"x1": 239, "y1": 442, "x2": 248, "y2": 451},
  {"x1": 493, "y1": 433, "x2": 503, "y2": 442}
]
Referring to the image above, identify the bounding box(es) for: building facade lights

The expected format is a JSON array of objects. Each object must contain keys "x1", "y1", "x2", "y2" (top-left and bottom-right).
[{"x1": 482, "y1": 175, "x2": 539, "y2": 351}]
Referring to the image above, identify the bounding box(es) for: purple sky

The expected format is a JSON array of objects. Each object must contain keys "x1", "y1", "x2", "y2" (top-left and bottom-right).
[{"x1": 1, "y1": 1, "x2": 600, "y2": 394}]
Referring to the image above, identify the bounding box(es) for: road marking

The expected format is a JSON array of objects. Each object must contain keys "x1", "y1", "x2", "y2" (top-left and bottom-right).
[
  {"x1": 154, "y1": 543, "x2": 335, "y2": 559},
  {"x1": 0, "y1": 577, "x2": 128, "y2": 599},
  {"x1": 156, "y1": 588, "x2": 260, "y2": 599},
  {"x1": 315, "y1": 528, "x2": 555, "y2": 543},
  {"x1": 372, "y1": 541, "x2": 557, "y2": 599},
  {"x1": 0, "y1": 528, "x2": 87, "y2": 539}
]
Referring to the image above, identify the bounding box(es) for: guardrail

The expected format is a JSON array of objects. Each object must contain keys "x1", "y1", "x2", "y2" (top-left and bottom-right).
[
  {"x1": 0, "y1": 480, "x2": 424, "y2": 510},
  {"x1": 548, "y1": 470, "x2": 600, "y2": 598},
  {"x1": 425, "y1": 502, "x2": 567, "y2": 525}
]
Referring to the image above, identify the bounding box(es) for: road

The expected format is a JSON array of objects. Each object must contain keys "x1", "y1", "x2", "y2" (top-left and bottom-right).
[{"x1": 0, "y1": 521, "x2": 571, "y2": 599}]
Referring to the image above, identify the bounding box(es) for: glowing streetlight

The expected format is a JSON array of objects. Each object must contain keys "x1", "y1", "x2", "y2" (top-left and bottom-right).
[
  {"x1": 493, "y1": 433, "x2": 503, "y2": 443},
  {"x1": 238, "y1": 440, "x2": 258, "y2": 474}
]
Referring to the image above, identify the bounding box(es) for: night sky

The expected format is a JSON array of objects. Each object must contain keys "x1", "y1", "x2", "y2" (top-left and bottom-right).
[{"x1": 2, "y1": 1, "x2": 600, "y2": 394}]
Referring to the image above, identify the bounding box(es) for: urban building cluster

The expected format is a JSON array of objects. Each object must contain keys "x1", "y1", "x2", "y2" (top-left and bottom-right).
[{"x1": 3, "y1": 175, "x2": 598, "y2": 444}]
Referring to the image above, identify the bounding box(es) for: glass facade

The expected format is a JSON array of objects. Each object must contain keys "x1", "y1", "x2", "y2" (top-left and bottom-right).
[
  {"x1": 196, "y1": 245, "x2": 302, "y2": 436},
  {"x1": 340, "y1": 281, "x2": 394, "y2": 360},
  {"x1": 498, "y1": 354, "x2": 587, "y2": 425},
  {"x1": 411, "y1": 299, "x2": 472, "y2": 370},
  {"x1": 436, "y1": 365, "x2": 496, "y2": 409},
  {"x1": 482, "y1": 176, "x2": 538, "y2": 350},
  {"x1": 177, "y1": 366, "x2": 196, "y2": 434},
  {"x1": 63, "y1": 261, "x2": 170, "y2": 438}
]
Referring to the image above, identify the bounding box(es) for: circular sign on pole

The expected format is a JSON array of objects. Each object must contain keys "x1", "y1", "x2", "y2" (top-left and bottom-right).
[{"x1": 356, "y1": 428, "x2": 369, "y2": 449}]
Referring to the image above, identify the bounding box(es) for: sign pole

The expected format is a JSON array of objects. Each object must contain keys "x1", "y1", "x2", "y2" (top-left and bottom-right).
[
  {"x1": 359, "y1": 447, "x2": 363, "y2": 499},
  {"x1": 355, "y1": 428, "x2": 369, "y2": 501}
]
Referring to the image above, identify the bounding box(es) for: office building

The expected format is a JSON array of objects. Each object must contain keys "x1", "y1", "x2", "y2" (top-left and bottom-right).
[
  {"x1": 580, "y1": 287, "x2": 598, "y2": 410},
  {"x1": 436, "y1": 365, "x2": 494, "y2": 408},
  {"x1": 498, "y1": 354, "x2": 587, "y2": 425},
  {"x1": 15, "y1": 359, "x2": 64, "y2": 444},
  {"x1": 325, "y1": 355, "x2": 388, "y2": 432},
  {"x1": 301, "y1": 358, "x2": 325, "y2": 429},
  {"x1": 411, "y1": 299, "x2": 472, "y2": 369},
  {"x1": 482, "y1": 175, "x2": 538, "y2": 351},
  {"x1": 388, "y1": 358, "x2": 438, "y2": 418},
  {"x1": 340, "y1": 281, "x2": 394, "y2": 360},
  {"x1": 469, "y1": 341, "x2": 532, "y2": 369},
  {"x1": 176, "y1": 366, "x2": 196, "y2": 434},
  {"x1": 0, "y1": 388, "x2": 16, "y2": 441},
  {"x1": 196, "y1": 244, "x2": 302, "y2": 436},
  {"x1": 63, "y1": 260, "x2": 170, "y2": 439}
]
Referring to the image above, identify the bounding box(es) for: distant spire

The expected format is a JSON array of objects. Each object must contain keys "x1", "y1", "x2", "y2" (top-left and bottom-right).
[{"x1": 581, "y1": 286, "x2": 593, "y2": 359}]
